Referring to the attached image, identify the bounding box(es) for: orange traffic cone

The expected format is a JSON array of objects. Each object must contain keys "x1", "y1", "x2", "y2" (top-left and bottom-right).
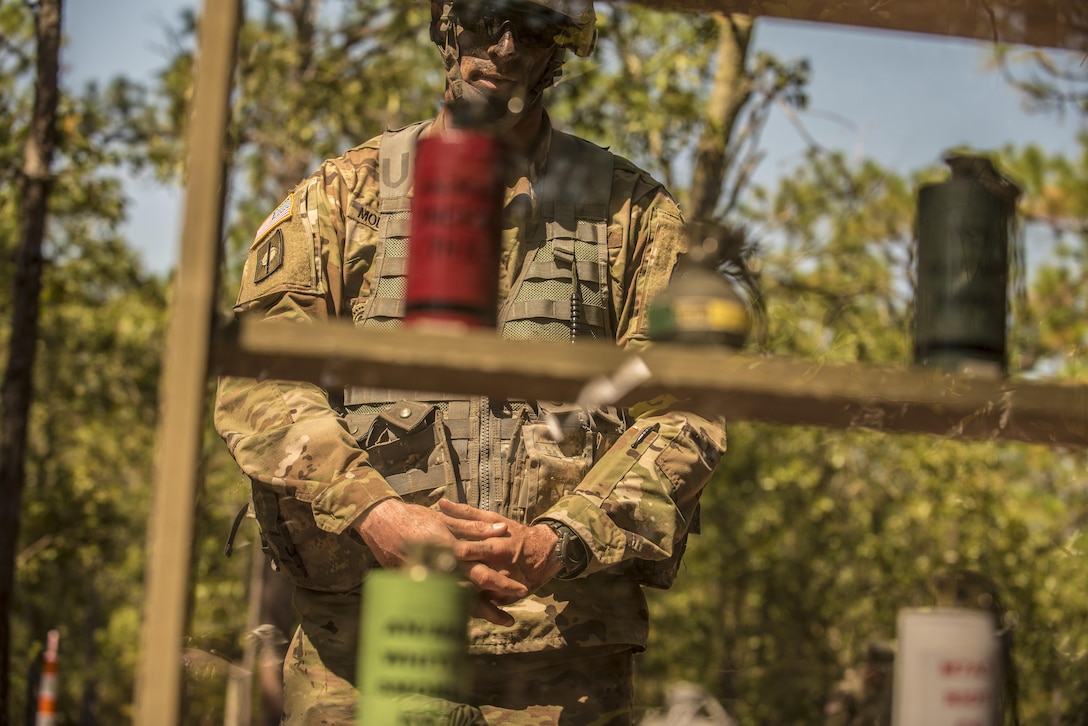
[{"x1": 36, "y1": 630, "x2": 59, "y2": 726}]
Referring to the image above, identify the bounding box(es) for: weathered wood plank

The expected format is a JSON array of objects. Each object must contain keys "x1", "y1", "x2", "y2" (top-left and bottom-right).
[
  {"x1": 213, "y1": 319, "x2": 1088, "y2": 447},
  {"x1": 624, "y1": 0, "x2": 1087, "y2": 53},
  {"x1": 132, "y1": 0, "x2": 240, "y2": 723}
]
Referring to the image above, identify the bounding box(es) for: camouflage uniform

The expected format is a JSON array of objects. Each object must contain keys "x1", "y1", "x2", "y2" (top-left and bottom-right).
[{"x1": 214, "y1": 111, "x2": 726, "y2": 724}]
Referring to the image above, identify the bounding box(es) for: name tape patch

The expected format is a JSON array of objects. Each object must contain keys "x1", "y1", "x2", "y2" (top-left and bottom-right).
[{"x1": 357, "y1": 206, "x2": 380, "y2": 231}]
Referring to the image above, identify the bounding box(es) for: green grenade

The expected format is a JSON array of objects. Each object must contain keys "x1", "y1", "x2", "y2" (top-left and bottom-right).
[
  {"x1": 356, "y1": 543, "x2": 477, "y2": 725},
  {"x1": 648, "y1": 221, "x2": 750, "y2": 348},
  {"x1": 914, "y1": 153, "x2": 1021, "y2": 376}
]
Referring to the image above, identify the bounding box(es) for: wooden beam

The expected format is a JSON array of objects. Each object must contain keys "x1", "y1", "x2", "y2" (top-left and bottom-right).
[
  {"x1": 213, "y1": 319, "x2": 1088, "y2": 448},
  {"x1": 620, "y1": 0, "x2": 1088, "y2": 53},
  {"x1": 132, "y1": 0, "x2": 240, "y2": 722}
]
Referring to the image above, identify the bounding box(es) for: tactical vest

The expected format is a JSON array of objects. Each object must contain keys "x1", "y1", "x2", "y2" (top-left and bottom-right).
[{"x1": 342, "y1": 121, "x2": 630, "y2": 521}]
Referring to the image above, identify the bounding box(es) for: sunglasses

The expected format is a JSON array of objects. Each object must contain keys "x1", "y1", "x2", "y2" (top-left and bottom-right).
[{"x1": 454, "y1": 1, "x2": 570, "y2": 49}]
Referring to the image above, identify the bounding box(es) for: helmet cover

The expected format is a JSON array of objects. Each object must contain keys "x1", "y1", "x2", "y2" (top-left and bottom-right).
[{"x1": 431, "y1": 0, "x2": 597, "y2": 57}]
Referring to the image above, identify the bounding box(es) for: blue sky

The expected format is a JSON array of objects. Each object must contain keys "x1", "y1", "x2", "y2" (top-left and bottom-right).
[{"x1": 64, "y1": 1, "x2": 1085, "y2": 274}]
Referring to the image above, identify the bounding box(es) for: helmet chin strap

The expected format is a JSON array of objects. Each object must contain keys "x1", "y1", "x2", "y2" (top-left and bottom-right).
[{"x1": 436, "y1": 3, "x2": 466, "y2": 101}]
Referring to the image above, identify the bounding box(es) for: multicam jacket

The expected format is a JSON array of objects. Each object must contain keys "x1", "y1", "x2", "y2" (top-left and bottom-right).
[{"x1": 213, "y1": 110, "x2": 726, "y2": 655}]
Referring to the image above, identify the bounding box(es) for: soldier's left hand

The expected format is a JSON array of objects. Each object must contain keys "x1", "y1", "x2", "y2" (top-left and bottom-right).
[{"x1": 437, "y1": 499, "x2": 564, "y2": 597}]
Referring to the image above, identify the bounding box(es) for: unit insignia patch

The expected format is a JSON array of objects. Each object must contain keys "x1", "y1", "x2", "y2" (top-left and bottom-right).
[{"x1": 253, "y1": 229, "x2": 285, "y2": 283}]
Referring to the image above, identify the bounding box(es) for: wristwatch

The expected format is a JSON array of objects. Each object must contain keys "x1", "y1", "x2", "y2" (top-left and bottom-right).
[{"x1": 543, "y1": 520, "x2": 589, "y2": 580}]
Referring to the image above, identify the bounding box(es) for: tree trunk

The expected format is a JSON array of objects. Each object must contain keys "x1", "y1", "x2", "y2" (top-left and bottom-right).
[
  {"x1": 0, "y1": 0, "x2": 63, "y2": 721},
  {"x1": 278, "y1": 0, "x2": 320, "y2": 192},
  {"x1": 687, "y1": 13, "x2": 754, "y2": 223},
  {"x1": 224, "y1": 540, "x2": 294, "y2": 726},
  {"x1": 257, "y1": 567, "x2": 294, "y2": 724}
]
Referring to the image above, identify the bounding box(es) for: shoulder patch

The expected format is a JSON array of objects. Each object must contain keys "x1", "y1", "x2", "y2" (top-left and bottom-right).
[
  {"x1": 253, "y1": 229, "x2": 285, "y2": 283},
  {"x1": 251, "y1": 195, "x2": 294, "y2": 249}
]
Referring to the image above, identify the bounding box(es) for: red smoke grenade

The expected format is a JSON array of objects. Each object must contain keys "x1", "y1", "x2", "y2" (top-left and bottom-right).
[{"x1": 405, "y1": 124, "x2": 504, "y2": 328}]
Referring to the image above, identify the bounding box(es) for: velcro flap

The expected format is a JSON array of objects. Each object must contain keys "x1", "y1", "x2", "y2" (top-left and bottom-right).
[{"x1": 377, "y1": 400, "x2": 435, "y2": 434}]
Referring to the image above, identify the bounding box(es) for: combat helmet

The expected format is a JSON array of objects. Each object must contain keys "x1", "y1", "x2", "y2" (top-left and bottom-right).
[
  {"x1": 431, "y1": 1, "x2": 597, "y2": 58},
  {"x1": 430, "y1": 1, "x2": 597, "y2": 115}
]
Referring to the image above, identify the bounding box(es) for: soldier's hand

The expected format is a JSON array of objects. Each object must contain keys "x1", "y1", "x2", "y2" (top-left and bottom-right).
[
  {"x1": 437, "y1": 499, "x2": 564, "y2": 596},
  {"x1": 353, "y1": 498, "x2": 526, "y2": 626}
]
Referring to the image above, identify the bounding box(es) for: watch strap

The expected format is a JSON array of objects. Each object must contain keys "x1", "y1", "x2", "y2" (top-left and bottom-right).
[{"x1": 543, "y1": 520, "x2": 589, "y2": 580}]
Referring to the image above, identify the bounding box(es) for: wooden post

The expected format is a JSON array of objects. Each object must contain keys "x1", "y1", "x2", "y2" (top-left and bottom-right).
[{"x1": 132, "y1": 0, "x2": 240, "y2": 722}]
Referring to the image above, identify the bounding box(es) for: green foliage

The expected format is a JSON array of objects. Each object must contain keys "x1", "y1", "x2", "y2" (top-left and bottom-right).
[
  {"x1": 1000, "y1": 138, "x2": 1088, "y2": 377},
  {"x1": 638, "y1": 143, "x2": 1088, "y2": 723},
  {"x1": 742, "y1": 150, "x2": 921, "y2": 361},
  {"x1": 2, "y1": 2, "x2": 172, "y2": 721},
  {"x1": 988, "y1": 46, "x2": 1088, "y2": 117},
  {"x1": 0, "y1": 0, "x2": 32, "y2": 306},
  {"x1": 550, "y1": 6, "x2": 720, "y2": 189},
  {"x1": 116, "y1": 1, "x2": 440, "y2": 289},
  {"x1": 8, "y1": 1, "x2": 1088, "y2": 723},
  {"x1": 643, "y1": 423, "x2": 1088, "y2": 723},
  {"x1": 9, "y1": 235, "x2": 169, "y2": 721},
  {"x1": 550, "y1": 7, "x2": 809, "y2": 216},
  {"x1": 220, "y1": 0, "x2": 438, "y2": 251}
]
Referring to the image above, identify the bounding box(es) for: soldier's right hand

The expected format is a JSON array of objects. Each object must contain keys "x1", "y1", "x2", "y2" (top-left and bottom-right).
[{"x1": 353, "y1": 498, "x2": 527, "y2": 626}]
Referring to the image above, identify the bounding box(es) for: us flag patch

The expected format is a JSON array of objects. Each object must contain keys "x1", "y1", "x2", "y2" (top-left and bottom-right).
[{"x1": 252, "y1": 195, "x2": 293, "y2": 248}]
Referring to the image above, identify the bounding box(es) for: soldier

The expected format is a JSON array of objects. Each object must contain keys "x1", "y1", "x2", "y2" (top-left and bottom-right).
[
  {"x1": 214, "y1": 1, "x2": 727, "y2": 724},
  {"x1": 824, "y1": 641, "x2": 894, "y2": 726}
]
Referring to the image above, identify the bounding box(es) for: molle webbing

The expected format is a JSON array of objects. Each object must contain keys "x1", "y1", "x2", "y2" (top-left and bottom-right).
[
  {"x1": 355, "y1": 121, "x2": 430, "y2": 329},
  {"x1": 500, "y1": 132, "x2": 615, "y2": 343},
  {"x1": 345, "y1": 123, "x2": 617, "y2": 513}
]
